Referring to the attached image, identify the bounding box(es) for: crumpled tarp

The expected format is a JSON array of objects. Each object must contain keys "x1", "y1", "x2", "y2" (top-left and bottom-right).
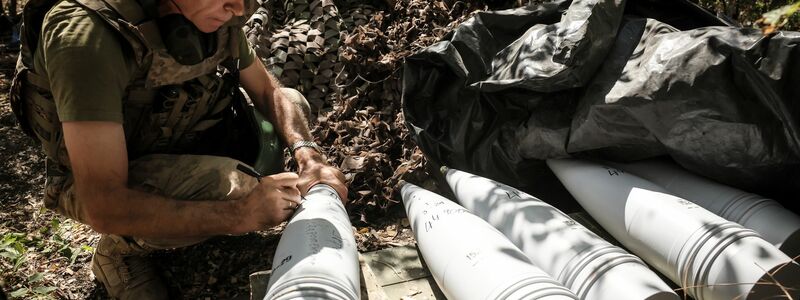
[{"x1": 402, "y1": 0, "x2": 800, "y2": 203}]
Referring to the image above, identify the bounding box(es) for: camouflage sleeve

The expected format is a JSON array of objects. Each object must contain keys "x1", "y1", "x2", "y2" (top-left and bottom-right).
[
  {"x1": 39, "y1": 3, "x2": 135, "y2": 123},
  {"x1": 238, "y1": 28, "x2": 257, "y2": 69}
]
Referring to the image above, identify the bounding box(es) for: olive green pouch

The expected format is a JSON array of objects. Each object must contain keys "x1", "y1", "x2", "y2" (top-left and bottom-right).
[{"x1": 250, "y1": 107, "x2": 284, "y2": 176}]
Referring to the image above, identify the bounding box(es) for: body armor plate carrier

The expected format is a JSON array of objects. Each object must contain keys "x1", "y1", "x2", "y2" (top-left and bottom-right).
[{"x1": 9, "y1": 0, "x2": 262, "y2": 203}]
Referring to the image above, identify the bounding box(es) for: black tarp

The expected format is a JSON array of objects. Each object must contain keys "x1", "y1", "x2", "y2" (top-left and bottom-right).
[{"x1": 402, "y1": 0, "x2": 800, "y2": 206}]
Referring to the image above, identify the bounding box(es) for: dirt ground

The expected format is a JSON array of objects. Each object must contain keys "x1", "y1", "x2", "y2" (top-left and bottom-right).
[{"x1": 1, "y1": 0, "x2": 798, "y2": 299}]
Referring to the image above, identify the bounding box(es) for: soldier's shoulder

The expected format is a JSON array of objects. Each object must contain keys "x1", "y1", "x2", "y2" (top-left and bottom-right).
[
  {"x1": 40, "y1": 0, "x2": 123, "y2": 51},
  {"x1": 43, "y1": 0, "x2": 96, "y2": 25}
]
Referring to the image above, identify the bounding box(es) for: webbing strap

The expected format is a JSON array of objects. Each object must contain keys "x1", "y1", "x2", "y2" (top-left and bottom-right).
[
  {"x1": 126, "y1": 88, "x2": 157, "y2": 106},
  {"x1": 101, "y1": 0, "x2": 165, "y2": 59},
  {"x1": 185, "y1": 79, "x2": 217, "y2": 133},
  {"x1": 136, "y1": 20, "x2": 165, "y2": 49},
  {"x1": 164, "y1": 88, "x2": 190, "y2": 131},
  {"x1": 190, "y1": 119, "x2": 223, "y2": 132},
  {"x1": 230, "y1": 28, "x2": 241, "y2": 61},
  {"x1": 23, "y1": 85, "x2": 60, "y2": 156},
  {"x1": 72, "y1": 0, "x2": 149, "y2": 66},
  {"x1": 24, "y1": 71, "x2": 50, "y2": 90},
  {"x1": 72, "y1": 0, "x2": 117, "y2": 22},
  {"x1": 169, "y1": 91, "x2": 199, "y2": 148},
  {"x1": 24, "y1": 90, "x2": 56, "y2": 136},
  {"x1": 228, "y1": 27, "x2": 241, "y2": 78},
  {"x1": 209, "y1": 92, "x2": 232, "y2": 114},
  {"x1": 102, "y1": 0, "x2": 147, "y2": 24}
]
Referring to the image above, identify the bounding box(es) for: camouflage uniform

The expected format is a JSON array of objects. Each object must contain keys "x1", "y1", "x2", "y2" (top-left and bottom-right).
[{"x1": 10, "y1": 0, "x2": 308, "y2": 298}]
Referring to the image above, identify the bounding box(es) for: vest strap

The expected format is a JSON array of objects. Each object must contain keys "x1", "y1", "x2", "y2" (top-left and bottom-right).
[
  {"x1": 103, "y1": 0, "x2": 148, "y2": 24},
  {"x1": 126, "y1": 88, "x2": 158, "y2": 106},
  {"x1": 24, "y1": 70, "x2": 50, "y2": 90},
  {"x1": 136, "y1": 20, "x2": 165, "y2": 49},
  {"x1": 72, "y1": 0, "x2": 150, "y2": 66}
]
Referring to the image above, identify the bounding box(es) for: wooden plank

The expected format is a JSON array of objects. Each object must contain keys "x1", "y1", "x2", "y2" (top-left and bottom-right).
[
  {"x1": 248, "y1": 270, "x2": 271, "y2": 300},
  {"x1": 383, "y1": 277, "x2": 446, "y2": 300},
  {"x1": 252, "y1": 246, "x2": 448, "y2": 299},
  {"x1": 360, "y1": 254, "x2": 391, "y2": 300},
  {"x1": 361, "y1": 246, "x2": 431, "y2": 286},
  {"x1": 361, "y1": 246, "x2": 446, "y2": 299}
]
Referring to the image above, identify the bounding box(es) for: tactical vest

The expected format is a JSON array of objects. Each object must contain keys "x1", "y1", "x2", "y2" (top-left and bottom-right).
[{"x1": 10, "y1": 0, "x2": 249, "y2": 171}]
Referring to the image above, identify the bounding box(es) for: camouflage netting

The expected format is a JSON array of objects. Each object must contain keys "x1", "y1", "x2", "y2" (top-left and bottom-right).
[{"x1": 243, "y1": 0, "x2": 525, "y2": 223}]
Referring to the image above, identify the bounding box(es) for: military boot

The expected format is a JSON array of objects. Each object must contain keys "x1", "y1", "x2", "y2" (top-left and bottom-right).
[{"x1": 91, "y1": 234, "x2": 168, "y2": 300}]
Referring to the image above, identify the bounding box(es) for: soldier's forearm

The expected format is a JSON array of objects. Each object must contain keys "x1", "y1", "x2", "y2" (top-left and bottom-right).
[
  {"x1": 82, "y1": 186, "x2": 247, "y2": 239},
  {"x1": 256, "y1": 73, "x2": 320, "y2": 165},
  {"x1": 241, "y1": 59, "x2": 320, "y2": 166}
]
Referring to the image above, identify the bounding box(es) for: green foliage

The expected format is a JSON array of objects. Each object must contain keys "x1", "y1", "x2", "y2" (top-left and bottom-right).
[
  {"x1": 759, "y1": 1, "x2": 800, "y2": 33},
  {"x1": 1, "y1": 233, "x2": 28, "y2": 271},
  {"x1": 694, "y1": 0, "x2": 800, "y2": 31},
  {"x1": 6, "y1": 275, "x2": 58, "y2": 299},
  {"x1": 1, "y1": 219, "x2": 92, "y2": 299},
  {"x1": 6, "y1": 272, "x2": 58, "y2": 299},
  {"x1": 8, "y1": 288, "x2": 29, "y2": 298}
]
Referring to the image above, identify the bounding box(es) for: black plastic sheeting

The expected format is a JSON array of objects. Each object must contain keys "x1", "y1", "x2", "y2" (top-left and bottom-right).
[{"x1": 402, "y1": 0, "x2": 800, "y2": 205}]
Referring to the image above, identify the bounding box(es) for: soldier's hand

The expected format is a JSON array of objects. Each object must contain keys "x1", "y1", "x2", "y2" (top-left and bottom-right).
[
  {"x1": 297, "y1": 159, "x2": 348, "y2": 204},
  {"x1": 241, "y1": 172, "x2": 301, "y2": 231}
]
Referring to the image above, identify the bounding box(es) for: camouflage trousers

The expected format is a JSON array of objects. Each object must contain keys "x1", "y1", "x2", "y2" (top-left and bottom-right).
[{"x1": 43, "y1": 88, "x2": 310, "y2": 250}]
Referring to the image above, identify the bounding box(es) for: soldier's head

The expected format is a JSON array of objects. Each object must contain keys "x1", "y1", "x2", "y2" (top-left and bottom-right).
[{"x1": 163, "y1": 0, "x2": 247, "y2": 33}]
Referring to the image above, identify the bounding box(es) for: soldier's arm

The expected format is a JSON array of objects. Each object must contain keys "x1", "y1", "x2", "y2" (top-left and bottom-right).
[
  {"x1": 61, "y1": 121, "x2": 300, "y2": 238},
  {"x1": 238, "y1": 58, "x2": 348, "y2": 201}
]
